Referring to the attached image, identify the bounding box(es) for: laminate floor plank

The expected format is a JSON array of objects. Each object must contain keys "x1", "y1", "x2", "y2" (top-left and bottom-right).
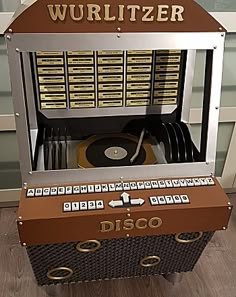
[{"x1": 0, "y1": 195, "x2": 236, "y2": 297}]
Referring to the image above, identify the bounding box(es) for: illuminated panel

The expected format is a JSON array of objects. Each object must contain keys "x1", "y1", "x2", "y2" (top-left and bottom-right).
[
  {"x1": 97, "y1": 50, "x2": 124, "y2": 108},
  {"x1": 67, "y1": 51, "x2": 96, "y2": 109},
  {"x1": 35, "y1": 52, "x2": 67, "y2": 109}
]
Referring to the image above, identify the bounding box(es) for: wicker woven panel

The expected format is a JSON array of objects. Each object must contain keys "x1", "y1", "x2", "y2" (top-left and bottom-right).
[{"x1": 27, "y1": 232, "x2": 214, "y2": 286}]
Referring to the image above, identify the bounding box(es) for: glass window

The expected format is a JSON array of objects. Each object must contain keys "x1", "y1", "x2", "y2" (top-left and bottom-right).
[
  {"x1": 0, "y1": 0, "x2": 20, "y2": 12},
  {"x1": 196, "y1": 0, "x2": 236, "y2": 12}
]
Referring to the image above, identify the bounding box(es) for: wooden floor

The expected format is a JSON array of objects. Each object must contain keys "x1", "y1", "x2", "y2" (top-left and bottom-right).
[{"x1": 1, "y1": 194, "x2": 236, "y2": 297}]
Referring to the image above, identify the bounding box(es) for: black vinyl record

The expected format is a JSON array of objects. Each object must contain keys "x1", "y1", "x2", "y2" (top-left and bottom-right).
[
  {"x1": 172, "y1": 122, "x2": 188, "y2": 162},
  {"x1": 160, "y1": 123, "x2": 173, "y2": 163},
  {"x1": 178, "y1": 122, "x2": 194, "y2": 162},
  {"x1": 86, "y1": 135, "x2": 146, "y2": 167},
  {"x1": 166, "y1": 123, "x2": 180, "y2": 162}
]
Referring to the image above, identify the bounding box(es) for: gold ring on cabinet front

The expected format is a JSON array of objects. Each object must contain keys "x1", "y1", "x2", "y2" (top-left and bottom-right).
[
  {"x1": 76, "y1": 240, "x2": 101, "y2": 253},
  {"x1": 140, "y1": 256, "x2": 161, "y2": 267},
  {"x1": 47, "y1": 267, "x2": 73, "y2": 280},
  {"x1": 175, "y1": 232, "x2": 203, "y2": 244}
]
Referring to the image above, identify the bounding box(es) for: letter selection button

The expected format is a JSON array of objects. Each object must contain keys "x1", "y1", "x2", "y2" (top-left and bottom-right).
[
  {"x1": 115, "y1": 183, "x2": 123, "y2": 191},
  {"x1": 130, "y1": 182, "x2": 138, "y2": 190},
  {"x1": 137, "y1": 181, "x2": 145, "y2": 190},
  {"x1": 186, "y1": 179, "x2": 194, "y2": 187},
  {"x1": 173, "y1": 195, "x2": 182, "y2": 204},
  {"x1": 199, "y1": 178, "x2": 208, "y2": 186},
  {"x1": 179, "y1": 179, "x2": 187, "y2": 187},
  {"x1": 151, "y1": 180, "x2": 158, "y2": 189},
  {"x1": 88, "y1": 201, "x2": 96, "y2": 210},
  {"x1": 43, "y1": 188, "x2": 50, "y2": 196},
  {"x1": 165, "y1": 195, "x2": 174, "y2": 204},
  {"x1": 165, "y1": 180, "x2": 173, "y2": 188},
  {"x1": 108, "y1": 184, "x2": 116, "y2": 192},
  {"x1": 73, "y1": 186, "x2": 80, "y2": 194},
  {"x1": 72, "y1": 202, "x2": 80, "y2": 211},
  {"x1": 27, "y1": 189, "x2": 35, "y2": 197},
  {"x1": 88, "y1": 185, "x2": 94, "y2": 193},
  {"x1": 150, "y1": 196, "x2": 158, "y2": 205},
  {"x1": 63, "y1": 202, "x2": 71, "y2": 212},
  {"x1": 66, "y1": 186, "x2": 73, "y2": 195},
  {"x1": 193, "y1": 178, "x2": 201, "y2": 186},
  {"x1": 95, "y1": 184, "x2": 102, "y2": 193},
  {"x1": 158, "y1": 180, "x2": 166, "y2": 188},
  {"x1": 80, "y1": 201, "x2": 87, "y2": 210},
  {"x1": 144, "y1": 181, "x2": 152, "y2": 189},
  {"x1": 58, "y1": 187, "x2": 65, "y2": 195},
  {"x1": 96, "y1": 200, "x2": 104, "y2": 209},
  {"x1": 102, "y1": 184, "x2": 109, "y2": 192},
  {"x1": 123, "y1": 183, "x2": 131, "y2": 191},
  {"x1": 157, "y1": 196, "x2": 166, "y2": 205},
  {"x1": 172, "y1": 180, "x2": 180, "y2": 187},
  {"x1": 180, "y1": 195, "x2": 190, "y2": 204},
  {"x1": 50, "y1": 187, "x2": 57, "y2": 196},
  {"x1": 35, "y1": 188, "x2": 42, "y2": 197},
  {"x1": 80, "y1": 185, "x2": 87, "y2": 194},
  {"x1": 206, "y1": 177, "x2": 215, "y2": 185}
]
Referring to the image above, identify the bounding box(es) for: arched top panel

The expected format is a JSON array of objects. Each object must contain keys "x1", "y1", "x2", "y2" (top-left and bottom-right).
[{"x1": 5, "y1": 0, "x2": 226, "y2": 34}]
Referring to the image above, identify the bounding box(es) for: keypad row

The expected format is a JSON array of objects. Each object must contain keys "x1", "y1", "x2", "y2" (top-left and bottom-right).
[
  {"x1": 26, "y1": 177, "x2": 215, "y2": 198},
  {"x1": 63, "y1": 200, "x2": 104, "y2": 212},
  {"x1": 149, "y1": 195, "x2": 190, "y2": 206}
]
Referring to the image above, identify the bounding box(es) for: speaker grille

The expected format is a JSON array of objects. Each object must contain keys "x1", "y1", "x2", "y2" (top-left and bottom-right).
[{"x1": 27, "y1": 232, "x2": 214, "y2": 285}]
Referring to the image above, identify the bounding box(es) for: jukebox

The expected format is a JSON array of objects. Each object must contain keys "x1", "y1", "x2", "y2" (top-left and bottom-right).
[{"x1": 5, "y1": 0, "x2": 232, "y2": 286}]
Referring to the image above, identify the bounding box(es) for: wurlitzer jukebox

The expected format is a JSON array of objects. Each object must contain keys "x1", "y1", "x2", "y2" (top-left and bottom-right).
[{"x1": 6, "y1": 0, "x2": 232, "y2": 286}]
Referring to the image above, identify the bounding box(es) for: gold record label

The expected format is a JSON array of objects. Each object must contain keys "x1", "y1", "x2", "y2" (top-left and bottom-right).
[
  {"x1": 67, "y1": 50, "x2": 93, "y2": 56},
  {"x1": 98, "y1": 50, "x2": 123, "y2": 55},
  {"x1": 126, "y1": 91, "x2": 150, "y2": 98},
  {"x1": 127, "y1": 82, "x2": 151, "y2": 90},
  {"x1": 36, "y1": 51, "x2": 63, "y2": 56},
  {"x1": 127, "y1": 50, "x2": 152, "y2": 55},
  {"x1": 156, "y1": 64, "x2": 180, "y2": 72},
  {"x1": 37, "y1": 67, "x2": 65, "y2": 74},
  {"x1": 38, "y1": 76, "x2": 65, "y2": 83},
  {"x1": 126, "y1": 99, "x2": 150, "y2": 106},
  {"x1": 156, "y1": 50, "x2": 181, "y2": 54},
  {"x1": 100, "y1": 217, "x2": 162, "y2": 233},
  {"x1": 40, "y1": 93, "x2": 66, "y2": 100},
  {"x1": 99, "y1": 100, "x2": 123, "y2": 107},
  {"x1": 69, "y1": 84, "x2": 95, "y2": 91},
  {"x1": 153, "y1": 98, "x2": 177, "y2": 105},
  {"x1": 154, "y1": 90, "x2": 178, "y2": 97},
  {"x1": 69, "y1": 75, "x2": 94, "y2": 83},
  {"x1": 68, "y1": 57, "x2": 94, "y2": 65},
  {"x1": 98, "y1": 57, "x2": 123, "y2": 64},
  {"x1": 127, "y1": 56, "x2": 153, "y2": 64},
  {"x1": 98, "y1": 66, "x2": 123, "y2": 73},
  {"x1": 98, "y1": 75, "x2": 123, "y2": 82},
  {"x1": 127, "y1": 74, "x2": 151, "y2": 81},
  {"x1": 70, "y1": 92, "x2": 95, "y2": 100},
  {"x1": 70, "y1": 101, "x2": 95, "y2": 108},
  {"x1": 155, "y1": 73, "x2": 179, "y2": 80},
  {"x1": 41, "y1": 102, "x2": 67, "y2": 109},
  {"x1": 154, "y1": 81, "x2": 179, "y2": 89},
  {"x1": 98, "y1": 83, "x2": 123, "y2": 91},
  {"x1": 68, "y1": 66, "x2": 94, "y2": 74},
  {"x1": 156, "y1": 55, "x2": 181, "y2": 63},
  {"x1": 39, "y1": 85, "x2": 66, "y2": 92},
  {"x1": 127, "y1": 65, "x2": 152, "y2": 73},
  {"x1": 36, "y1": 58, "x2": 64, "y2": 65},
  {"x1": 98, "y1": 92, "x2": 123, "y2": 99}
]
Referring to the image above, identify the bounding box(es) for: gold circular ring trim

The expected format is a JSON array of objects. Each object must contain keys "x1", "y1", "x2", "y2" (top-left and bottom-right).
[
  {"x1": 76, "y1": 240, "x2": 101, "y2": 253},
  {"x1": 140, "y1": 256, "x2": 161, "y2": 267},
  {"x1": 47, "y1": 267, "x2": 73, "y2": 280},
  {"x1": 175, "y1": 232, "x2": 203, "y2": 244}
]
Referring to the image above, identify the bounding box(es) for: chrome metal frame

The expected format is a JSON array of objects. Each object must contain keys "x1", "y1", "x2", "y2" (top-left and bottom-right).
[{"x1": 6, "y1": 32, "x2": 225, "y2": 187}]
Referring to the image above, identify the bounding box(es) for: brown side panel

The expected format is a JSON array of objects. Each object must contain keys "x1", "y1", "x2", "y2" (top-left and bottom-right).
[{"x1": 6, "y1": 0, "x2": 226, "y2": 33}]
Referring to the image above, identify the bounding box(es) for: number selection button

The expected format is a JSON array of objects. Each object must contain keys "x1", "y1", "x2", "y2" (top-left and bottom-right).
[
  {"x1": 80, "y1": 201, "x2": 87, "y2": 210},
  {"x1": 88, "y1": 201, "x2": 96, "y2": 210}
]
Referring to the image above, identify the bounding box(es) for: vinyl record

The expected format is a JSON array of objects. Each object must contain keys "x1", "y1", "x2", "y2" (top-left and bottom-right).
[
  {"x1": 77, "y1": 133, "x2": 157, "y2": 168},
  {"x1": 178, "y1": 122, "x2": 194, "y2": 162},
  {"x1": 160, "y1": 123, "x2": 173, "y2": 163},
  {"x1": 172, "y1": 122, "x2": 188, "y2": 162},
  {"x1": 166, "y1": 123, "x2": 180, "y2": 162}
]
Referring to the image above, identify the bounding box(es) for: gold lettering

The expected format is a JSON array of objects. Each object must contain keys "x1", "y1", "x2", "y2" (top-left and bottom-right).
[
  {"x1": 47, "y1": 4, "x2": 67, "y2": 21},
  {"x1": 115, "y1": 220, "x2": 121, "y2": 231},
  {"x1": 87, "y1": 4, "x2": 101, "y2": 21},
  {"x1": 171, "y1": 5, "x2": 184, "y2": 22},
  {"x1": 104, "y1": 4, "x2": 116, "y2": 21},
  {"x1": 69, "y1": 4, "x2": 83, "y2": 21},
  {"x1": 157, "y1": 5, "x2": 169, "y2": 22},
  {"x1": 127, "y1": 5, "x2": 140, "y2": 22},
  {"x1": 123, "y1": 219, "x2": 134, "y2": 231},
  {"x1": 100, "y1": 221, "x2": 114, "y2": 232},
  {"x1": 142, "y1": 6, "x2": 154, "y2": 22},
  {"x1": 118, "y1": 4, "x2": 125, "y2": 21},
  {"x1": 148, "y1": 217, "x2": 162, "y2": 228},
  {"x1": 135, "y1": 218, "x2": 147, "y2": 230}
]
